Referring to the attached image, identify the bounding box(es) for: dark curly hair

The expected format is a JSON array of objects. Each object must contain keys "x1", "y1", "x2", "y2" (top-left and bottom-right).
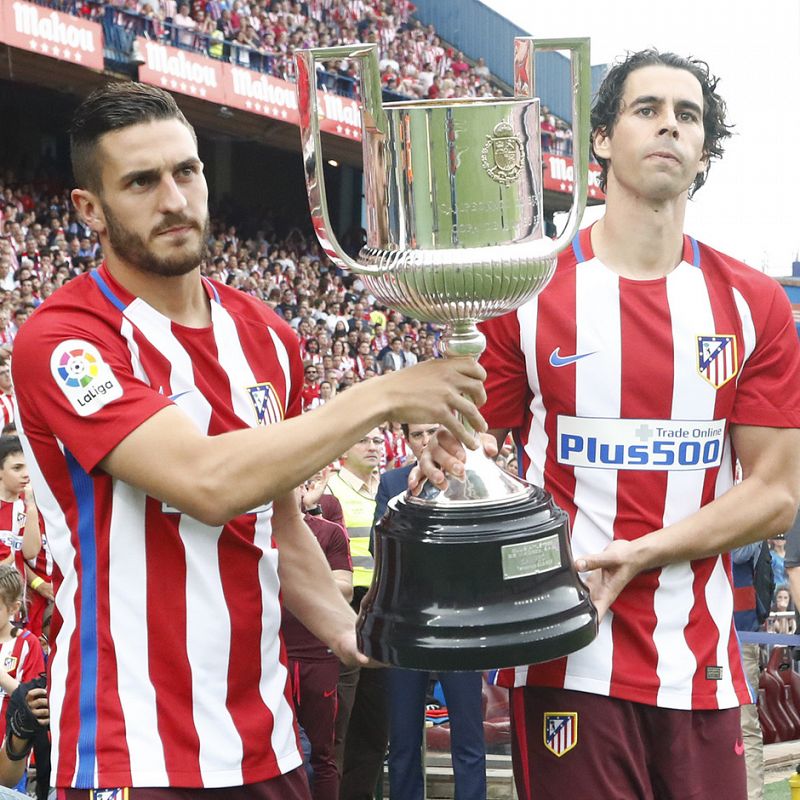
[{"x1": 591, "y1": 50, "x2": 733, "y2": 197}]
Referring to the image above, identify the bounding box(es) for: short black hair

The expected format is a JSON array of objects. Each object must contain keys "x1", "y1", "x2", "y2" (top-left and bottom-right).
[
  {"x1": 591, "y1": 49, "x2": 733, "y2": 197},
  {"x1": 0, "y1": 435, "x2": 23, "y2": 469},
  {"x1": 70, "y1": 82, "x2": 196, "y2": 193}
]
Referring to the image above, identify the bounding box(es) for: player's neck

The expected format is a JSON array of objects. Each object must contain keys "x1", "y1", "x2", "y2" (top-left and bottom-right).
[
  {"x1": 104, "y1": 255, "x2": 212, "y2": 328},
  {"x1": 0, "y1": 487, "x2": 18, "y2": 503},
  {"x1": 592, "y1": 186, "x2": 688, "y2": 280},
  {"x1": 0, "y1": 621, "x2": 14, "y2": 642}
]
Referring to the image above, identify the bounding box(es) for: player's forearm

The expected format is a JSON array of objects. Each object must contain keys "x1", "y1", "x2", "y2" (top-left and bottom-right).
[
  {"x1": 0, "y1": 744, "x2": 27, "y2": 788},
  {"x1": 21, "y1": 502, "x2": 41, "y2": 560},
  {"x1": 273, "y1": 497, "x2": 358, "y2": 650},
  {"x1": 103, "y1": 379, "x2": 392, "y2": 526},
  {"x1": 632, "y1": 472, "x2": 798, "y2": 573}
]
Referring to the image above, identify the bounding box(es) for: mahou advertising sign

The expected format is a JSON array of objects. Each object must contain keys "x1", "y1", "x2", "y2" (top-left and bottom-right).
[
  {"x1": 138, "y1": 38, "x2": 226, "y2": 104},
  {"x1": 543, "y1": 153, "x2": 605, "y2": 200},
  {"x1": 0, "y1": 0, "x2": 103, "y2": 70}
]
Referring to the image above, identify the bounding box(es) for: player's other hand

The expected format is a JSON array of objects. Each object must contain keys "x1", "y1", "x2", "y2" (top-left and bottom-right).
[
  {"x1": 329, "y1": 627, "x2": 385, "y2": 669},
  {"x1": 574, "y1": 540, "x2": 643, "y2": 620},
  {"x1": 409, "y1": 429, "x2": 498, "y2": 493}
]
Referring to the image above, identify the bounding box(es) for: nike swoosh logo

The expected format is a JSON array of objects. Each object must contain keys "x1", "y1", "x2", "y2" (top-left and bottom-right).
[
  {"x1": 323, "y1": 688, "x2": 336, "y2": 698},
  {"x1": 734, "y1": 738, "x2": 744, "y2": 756},
  {"x1": 549, "y1": 348, "x2": 596, "y2": 367},
  {"x1": 169, "y1": 389, "x2": 193, "y2": 402}
]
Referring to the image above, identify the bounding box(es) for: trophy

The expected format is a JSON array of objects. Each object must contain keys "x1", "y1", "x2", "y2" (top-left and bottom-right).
[{"x1": 295, "y1": 38, "x2": 598, "y2": 670}]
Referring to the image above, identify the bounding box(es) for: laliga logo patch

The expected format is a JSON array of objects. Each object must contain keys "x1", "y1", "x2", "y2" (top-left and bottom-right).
[
  {"x1": 50, "y1": 340, "x2": 123, "y2": 417},
  {"x1": 246, "y1": 382, "x2": 283, "y2": 426},
  {"x1": 543, "y1": 712, "x2": 578, "y2": 757},
  {"x1": 697, "y1": 335, "x2": 738, "y2": 390}
]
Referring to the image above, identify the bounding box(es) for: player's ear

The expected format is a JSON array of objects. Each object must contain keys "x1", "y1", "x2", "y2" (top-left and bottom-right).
[{"x1": 71, "y1": 188, "x2": 107, "y2": 237}]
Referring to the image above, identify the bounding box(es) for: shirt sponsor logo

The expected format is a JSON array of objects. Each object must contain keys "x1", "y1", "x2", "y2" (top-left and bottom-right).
[
  {"x1": 557, "y1": 415, "x2": 726, "y2": 471},
  {"x1": 50, "y1": 340, "x2": 123, "y2": 417},
  {"x1": 697, "y1": 334, "x2": 738, "y2": 389},
  {"x1": 543, "y1": 712, "x2": 578, "y2": 757},
  {"x1": 0, "y1": 532, "x2": 23, "y2": 551}
]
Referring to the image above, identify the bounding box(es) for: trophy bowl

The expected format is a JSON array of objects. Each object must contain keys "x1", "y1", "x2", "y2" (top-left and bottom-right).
[{"x1": 295, "y1": 38, "x2": 598, "y2": 670}]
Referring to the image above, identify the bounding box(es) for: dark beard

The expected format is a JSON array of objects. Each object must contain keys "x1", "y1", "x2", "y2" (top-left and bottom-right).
[{"x1": 102, "y1": 201, "x2": 209, "y2": 277}]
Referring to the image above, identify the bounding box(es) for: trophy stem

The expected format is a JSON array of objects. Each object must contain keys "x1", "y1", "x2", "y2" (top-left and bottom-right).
[{"x1": 439, "y1": 321, "x2": 486, "y2": 361}]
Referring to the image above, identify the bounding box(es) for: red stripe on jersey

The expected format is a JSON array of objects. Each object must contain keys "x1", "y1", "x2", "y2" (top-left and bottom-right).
[
  {"x1": 535, "y1": 259, "x2": 580, "y2": 533},
  {"x1": 218, "y1": 518, "x2": 275, "y2": 784},
  {"x1": 144, "y1": 497, "x2": 200, "y2": 782},
  {"x1": 609, "y1": 280, "x2": 673, "y2": 703}
]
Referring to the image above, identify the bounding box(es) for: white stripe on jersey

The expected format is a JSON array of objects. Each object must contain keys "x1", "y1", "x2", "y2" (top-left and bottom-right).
[
  {"x1": 108, "y1": 479, "x2": 168, "y2": 784},
  {"x1": 732, "y1": 288, "x2": 757, "y2": 373},
  {"x1": 19, "y1": 428, "x2": 79, "y2": 785},
  {"x1": 178, "y1": 515, "x2": 244, "y2": 787},
  {"x1": 124, "y1": 299, "x2": 213, "y2": 430},
  {"x1": 562, "y1": 259, "x2": 622, "y2": 694},
  {"x1": 268, "y1": 328, "x2": 291, "y2": 412},
  {"x1": 652, "y1": 263, "x2": 716, "y2": 707},
  {"x1": 254, "y1": 509, "x2": 302, "y2": 773},
  {"x1": 121, "y1": 318, "x2": 150, "y2": 385},
  {"x1": 705, "y1": 555, "x2": 738, "y2": 707},
  {"x1": 209, "y1": 301, "x2": 259, "y2": 426},
  {"x1": 518, "y1": 301, "x2": 545, "y2": 488}
]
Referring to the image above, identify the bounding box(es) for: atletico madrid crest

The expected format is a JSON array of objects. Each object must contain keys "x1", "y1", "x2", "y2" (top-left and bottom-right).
[
  {"x1": 697, "y1": 335, "x2": 739, "y2": 389},
  {"x1": 246, "y1": 382, "x2": 284, "y2": 426},
  {"x1": 543, "y1": 712, "x2": 578, "y2": 757}
]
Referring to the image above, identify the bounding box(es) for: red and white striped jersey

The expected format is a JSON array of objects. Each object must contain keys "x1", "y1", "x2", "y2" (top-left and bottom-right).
[
  {"x1": 0, "y1": 498, "x2": 26, "y2": 577},
  {"x1": 482, "y1": 227, "x2": 800, "y2": 711},
  {"x1": 12, "y1": 264, "x2": 305, "y2": 788},
  {"x1": 0, "y1": 393, "x2": 16, "y2": 429},
  {"x1": 0, "y1": 628, "x2": 45, "y2": 743}
]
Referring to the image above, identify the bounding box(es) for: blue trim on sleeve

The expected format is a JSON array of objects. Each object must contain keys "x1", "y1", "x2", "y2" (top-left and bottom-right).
[
  {"x1": 64, "y1": 447, "x2": 98, "y2": 788},
  {"x1": 690, "y1": 237, "x2": 701, "y2": 267},
  {"x1": 90, "y1": 270, "x2": 127, "y2": 312},
  {"x1": 202, "y1": 276, "x2": 221, "y2": 304},
  {"x1": 571, "y1": 233, "x2": 586, "y2": 264}
]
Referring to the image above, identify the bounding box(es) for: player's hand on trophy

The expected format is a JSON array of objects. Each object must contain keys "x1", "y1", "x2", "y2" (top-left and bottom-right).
[
  {"x1": 410, "y1": 429, "x2": 499, "y2": 492},
  {"x1": 328, "y1": 627, "x2": 385, "y2": 669},
  {"x1": 574, "y1": 540, "x2": 643, "y2": 620},
  {"x1": 383, "y1": 357, "x2": 488, "y2": 447}
]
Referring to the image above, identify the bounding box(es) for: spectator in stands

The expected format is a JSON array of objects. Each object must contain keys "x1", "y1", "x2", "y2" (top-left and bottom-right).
[
  {"x1": 172, "y1": 2, "x2": 197, "y2": 46},
  {"x1": 732, "y1": 543, "x2": 765, "y2": 800},
  {"x1": 770, "y1": 536, "x2": 787, "y2": 586},
  {"x1": 769, "y1": 584, "x2": 796, "y2": 634},
  {"x1": 325, "y1": 430, "x2": 388, "y2": 798}
]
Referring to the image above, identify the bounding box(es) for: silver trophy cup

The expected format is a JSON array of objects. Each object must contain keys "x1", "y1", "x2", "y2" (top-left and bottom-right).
[{"x1": 295, "y1": 38, "x2": 598, "y2": 670}]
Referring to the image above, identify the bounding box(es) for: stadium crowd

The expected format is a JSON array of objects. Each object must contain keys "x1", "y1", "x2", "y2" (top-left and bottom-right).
[{"x1": 33, "y1": 0, "x2": 578, "y2": 146}]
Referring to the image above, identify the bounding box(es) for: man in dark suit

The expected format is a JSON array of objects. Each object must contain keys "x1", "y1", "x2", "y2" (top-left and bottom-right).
[{"x1": 374, "y1": 423, "x2": 487, "y2": 800}]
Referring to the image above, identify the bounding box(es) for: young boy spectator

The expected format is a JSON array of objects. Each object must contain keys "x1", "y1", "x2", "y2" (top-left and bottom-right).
[{"x1": 0, "y1": 438, "x2": 40, "y2": 583}]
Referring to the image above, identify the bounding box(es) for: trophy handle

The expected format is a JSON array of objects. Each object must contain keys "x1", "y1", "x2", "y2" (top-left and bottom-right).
[
  {"x1": 295, "y1": 45, "x2": 388, "y2": 275},
  {"x1": 513, "y1": 37, "x2": 591, "y2": 255}
]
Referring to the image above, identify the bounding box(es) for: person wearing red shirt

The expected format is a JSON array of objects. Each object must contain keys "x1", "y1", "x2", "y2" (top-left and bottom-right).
[
  {"x1": 13, "y1": 81, "x2": 486, "y2": 798},
  {"x1": 419, "y1": 50, "x2": 800, "y2": 800}
]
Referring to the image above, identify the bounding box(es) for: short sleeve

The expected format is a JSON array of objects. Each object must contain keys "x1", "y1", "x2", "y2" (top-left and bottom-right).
[
  {"x1": 731, "y1": 283, "x2": 800, "y2": 428},
  {"x1": 12, "y1": 314, "x2": 172, "y2": 474},
  {"x1": 478, "y1": 310, "x2": 530, "y2": 431}
]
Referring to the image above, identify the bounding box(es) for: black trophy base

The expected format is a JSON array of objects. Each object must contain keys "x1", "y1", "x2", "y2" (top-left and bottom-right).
[{"x1": 356, "y1": 487, "x2": 598, "y2": 671}]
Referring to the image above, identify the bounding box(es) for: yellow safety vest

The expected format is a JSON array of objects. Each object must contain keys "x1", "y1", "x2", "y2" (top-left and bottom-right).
[{"x1": 327, "y1": 471, "x2": 376, "y2": 589}]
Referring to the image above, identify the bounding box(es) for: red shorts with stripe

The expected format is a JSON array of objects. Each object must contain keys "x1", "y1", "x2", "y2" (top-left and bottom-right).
[
  {"x1": 56, "y1": 768, "x2": 311, "y2": 800},
  {"x1": 509, "y1": 686, "x2": 746, "y2": 800}
]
